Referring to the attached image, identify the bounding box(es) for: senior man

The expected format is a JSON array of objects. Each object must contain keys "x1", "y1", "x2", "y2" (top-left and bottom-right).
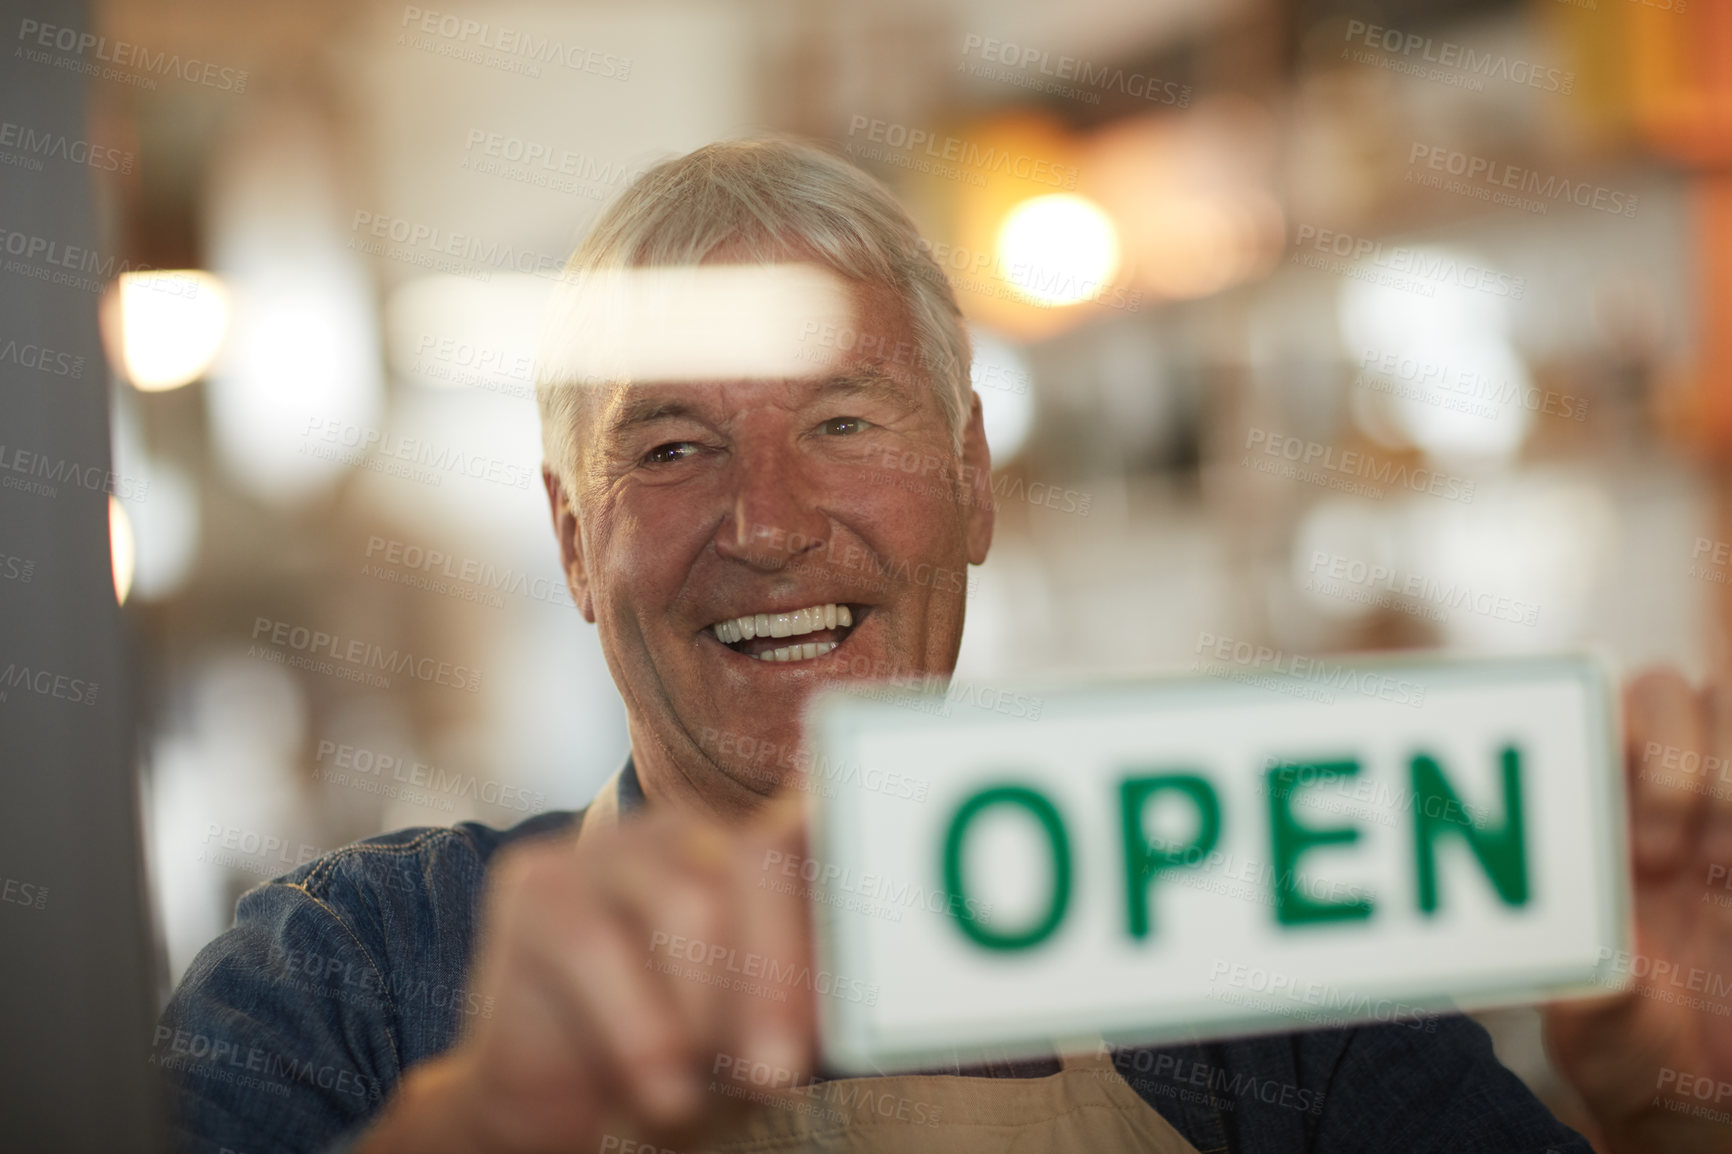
[{"x1": 161, "y1": 138, "x2": 1732, "y2": 1153}]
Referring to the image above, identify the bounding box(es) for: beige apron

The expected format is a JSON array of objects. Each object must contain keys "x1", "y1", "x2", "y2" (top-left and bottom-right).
[{"x1": 703, "y1": 1043, "x2": 1204, "y2": 1154}]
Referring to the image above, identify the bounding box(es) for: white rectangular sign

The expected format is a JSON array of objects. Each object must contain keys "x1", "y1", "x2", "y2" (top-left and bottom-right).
[{"x1": 805, "y1": 653, "x2": 1629, "y2": 1072}]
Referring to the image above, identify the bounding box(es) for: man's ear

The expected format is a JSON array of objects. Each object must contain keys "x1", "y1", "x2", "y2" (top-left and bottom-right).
[
  {"x1": 543, "y1": 465, "x2": 596, "y2": 623},
  {"x1": 961, "y1": 390, "x2": 994, "y2": 565}
]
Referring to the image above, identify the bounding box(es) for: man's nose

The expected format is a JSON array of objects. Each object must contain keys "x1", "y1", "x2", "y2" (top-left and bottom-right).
[{"x1": 715, "y1": 449, "x2": 830, "y2": 569}]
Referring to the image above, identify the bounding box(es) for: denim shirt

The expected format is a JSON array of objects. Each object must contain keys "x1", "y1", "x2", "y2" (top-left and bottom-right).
[{"x1": 158, "y1": 759, "x2": 1593, "y2": 1153}]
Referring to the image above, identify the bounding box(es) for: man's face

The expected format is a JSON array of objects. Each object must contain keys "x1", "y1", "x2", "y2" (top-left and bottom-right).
[{"x1": 547, "y1": 273, "x2": 994, "y2": 813}]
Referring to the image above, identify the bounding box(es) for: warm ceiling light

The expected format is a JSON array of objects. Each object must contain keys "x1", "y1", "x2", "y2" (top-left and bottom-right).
[
  {"x1": 109, "y1": 496, "x2": 134, "y2": 604},
  {"x1": 112, "y1": 270, "x2": 229, "y2": 391},
  {"x1": 995, "y1": 194, "x2": 1121, "y2": 307}
]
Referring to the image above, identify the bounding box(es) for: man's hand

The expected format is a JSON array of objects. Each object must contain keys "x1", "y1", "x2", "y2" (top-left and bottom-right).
[
  {"x1": 357, "y1": 799, "x2": 814, "y2": 1154},
  {"x1": 1547, "y1": 669, "x2": 1732, "y2": 1153}
]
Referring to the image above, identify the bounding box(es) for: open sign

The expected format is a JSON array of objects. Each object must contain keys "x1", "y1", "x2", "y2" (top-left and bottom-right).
[{"x1": 807, "y1": 654, "x2": 1628, "y2": 1072}]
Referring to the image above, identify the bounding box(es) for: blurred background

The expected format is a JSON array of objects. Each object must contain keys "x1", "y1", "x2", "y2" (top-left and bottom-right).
[{"x1": 31, "y1": 0, "x2": 1732, "y2": 1139}]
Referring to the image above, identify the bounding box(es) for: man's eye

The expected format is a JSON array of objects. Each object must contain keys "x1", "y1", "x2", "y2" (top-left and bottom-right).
[
  {"x1": 818, "y1": 416, "x2": 868, "y2": 436},
  {"x1": 643, "y1": 442, "x2": 700, "y2": 465}
]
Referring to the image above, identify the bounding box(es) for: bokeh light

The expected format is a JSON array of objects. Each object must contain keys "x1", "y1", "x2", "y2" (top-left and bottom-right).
[
  {"x1": 109, "y1": 271, "x2": 229, "y2": 392},
  {"x1": 996, "y1": 194, "x2": 1121, "y2": 307},
  {"x1": 109, "y1": 496, "x2": 134, "y2": 605}
]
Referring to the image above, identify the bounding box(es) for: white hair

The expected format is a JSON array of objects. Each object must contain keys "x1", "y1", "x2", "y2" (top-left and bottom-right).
[{"x1": 535, "y1": 137, "x2": 972, "y2": 493}]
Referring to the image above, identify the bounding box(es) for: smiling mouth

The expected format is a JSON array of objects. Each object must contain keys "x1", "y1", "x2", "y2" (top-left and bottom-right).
[{"x1": 707, "y1": 602, "x2": 859, "y2": 663}]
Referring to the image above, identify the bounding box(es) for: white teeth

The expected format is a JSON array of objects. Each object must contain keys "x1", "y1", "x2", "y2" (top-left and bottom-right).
[
  {"x1": 712, "y1": 603, "x2": 856, "y2": 647},
  {"x1": 754, "y1": 640, "x2": 837, "y2": 663}
]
